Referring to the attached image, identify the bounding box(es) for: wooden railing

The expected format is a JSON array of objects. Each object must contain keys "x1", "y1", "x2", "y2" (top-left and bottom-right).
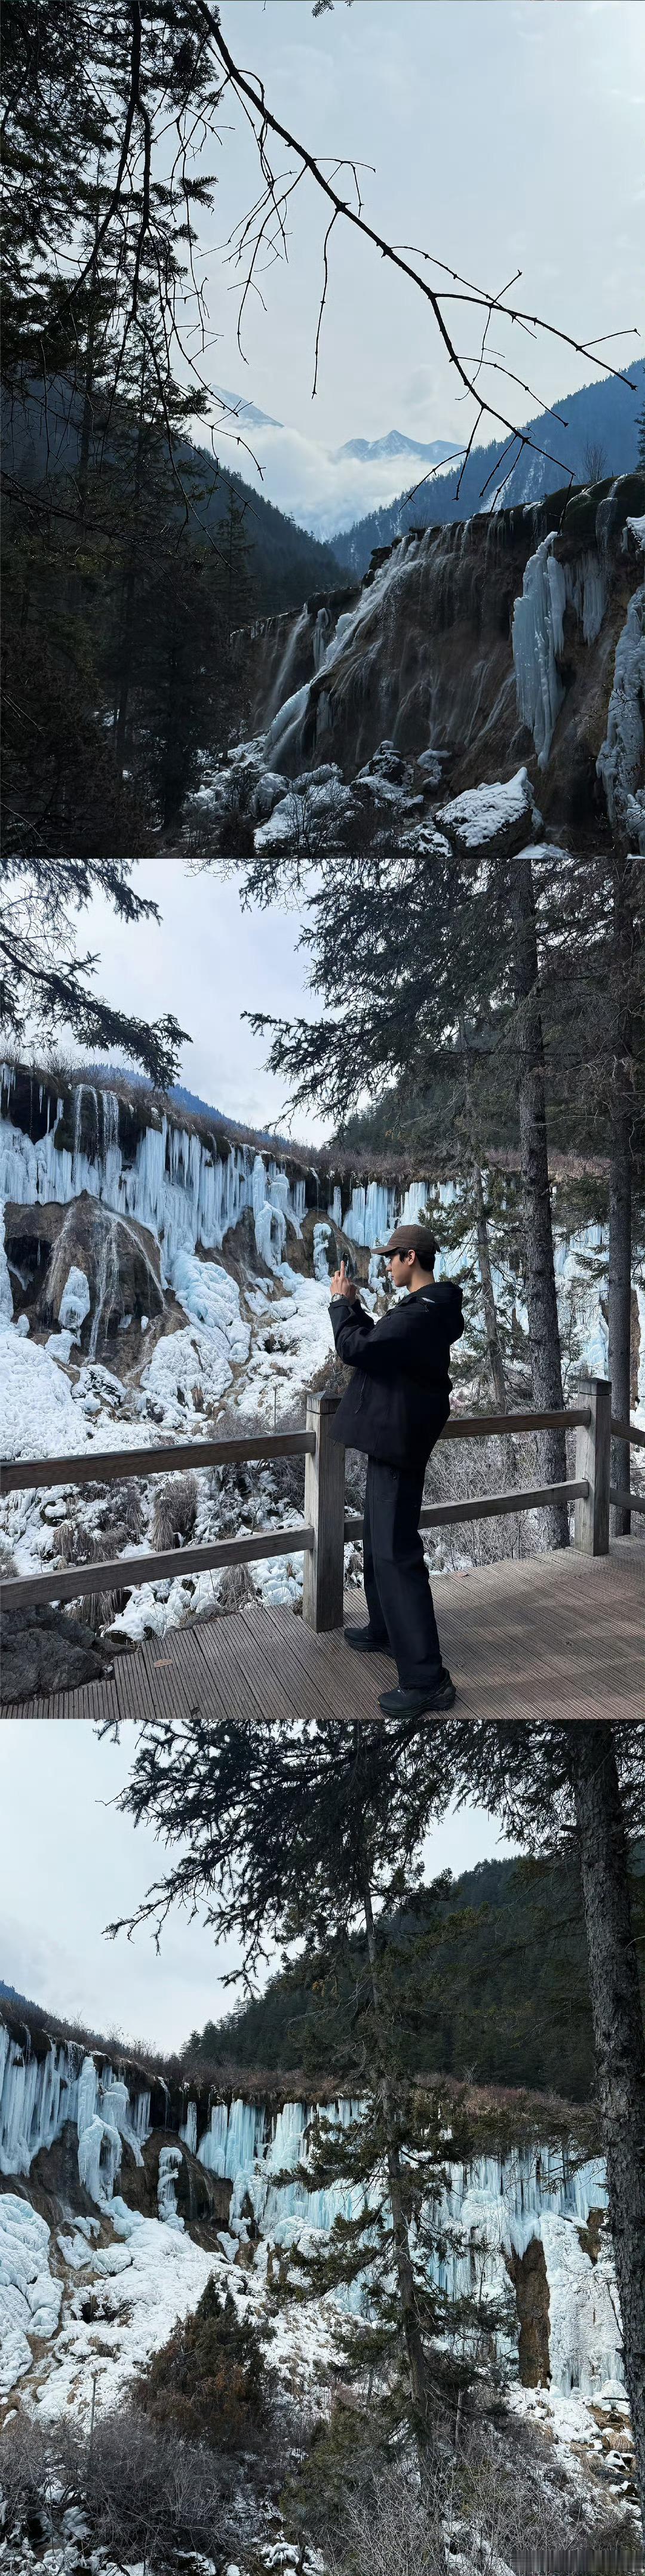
[
  {"x1": 607, "y1": 1413, "x2": 645, "y2": 1524},
  {"x1": 1, "y1": 1375, "x2": 638, "y2": 1634}
]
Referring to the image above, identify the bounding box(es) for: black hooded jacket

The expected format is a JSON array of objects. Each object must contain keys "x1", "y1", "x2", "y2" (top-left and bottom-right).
[{"x1": 328, "y1": 1279, "x2": 465, "y2": 1468}]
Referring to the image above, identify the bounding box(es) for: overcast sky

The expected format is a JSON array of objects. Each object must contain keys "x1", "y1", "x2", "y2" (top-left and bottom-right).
[
  {"x1": 73, "y1": 860, "x2": 328, "y2": 1143},
  {"x1": 0, "y1": 1723, "x2": 518, "y2": 2054},
  {"x1": 195, "y1": 0, "x2": 643, "y2": 488}
]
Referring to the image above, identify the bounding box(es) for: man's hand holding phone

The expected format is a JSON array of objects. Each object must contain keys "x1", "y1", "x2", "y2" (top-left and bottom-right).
[{"x1": 330, "y1": 1257, "x2": 358, "y2": 1302}]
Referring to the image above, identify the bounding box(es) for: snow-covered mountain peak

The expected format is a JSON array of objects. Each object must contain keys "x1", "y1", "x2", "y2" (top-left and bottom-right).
[{"x1": 334, "y1": 430, "x2": 455, "y2": 466}]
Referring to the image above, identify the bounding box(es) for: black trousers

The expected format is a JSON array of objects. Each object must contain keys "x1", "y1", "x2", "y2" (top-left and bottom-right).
[{"x1": 362, "y1": 1455, "x2": 443, "y2": 1688}]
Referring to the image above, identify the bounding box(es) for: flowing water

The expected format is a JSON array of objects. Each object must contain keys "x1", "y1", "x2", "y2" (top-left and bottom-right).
[
  {"x1": 265, "y1": 605, "x2": 310, "y2": 721},
  {"x1": 88, "y1": 1213, "x2": 120, "y2": 1357}
]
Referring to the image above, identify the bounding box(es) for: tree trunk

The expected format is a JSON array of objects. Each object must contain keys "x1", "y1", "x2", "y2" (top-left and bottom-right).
[
  {"x1": 511, "y1": 853, "x2": 569, "y2": 1548},
  {"x1": 609, "y1": 1100, "x2": 632, "y2": 1536},
  {"x1": 362, "y1": 1876, "x2": 431, "y2": 2429},
  {"x1": 116, "y1": 353, "x2": 148, "y2": 764},
  {"x1": 458, "y1": 1025, "x2": 515, "y2": 1486},
  {"x1": 609, "y1": 858, "x2": 635, "y2": 1537},
  {"x1": 570, "y1": 1726, "x2": 645, "y2": 2535},
  {"x1": 472, "y1": 1158, "x2": 516, "y2": 1489}
]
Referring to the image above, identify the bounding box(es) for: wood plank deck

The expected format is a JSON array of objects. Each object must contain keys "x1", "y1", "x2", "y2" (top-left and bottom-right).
[{"x1": 3, "y1": 1538, "x2": 643, "y2": 1725}]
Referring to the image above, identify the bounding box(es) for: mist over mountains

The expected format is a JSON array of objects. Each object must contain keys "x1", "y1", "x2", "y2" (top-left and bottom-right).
[
  {"x1": 330, "y1": 363, "x2": 645, "y2": 577},
  {"x1": 209, "y1": 384, "x2": 456, "y2": 537},
  {"x1": 202, "y1": 363, "x2": 644, "y2": 573}
]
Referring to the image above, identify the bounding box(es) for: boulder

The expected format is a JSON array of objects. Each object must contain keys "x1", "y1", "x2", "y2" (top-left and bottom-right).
[
  {"x1": 119, "y1": 2130, "x2": 232, "y2": 2233},
  {"x1": 4, "y1": 1194, "x2": 164, "y2": 1347},
  {"x1": 0, "y1": 1605, "x2": 132, "y2": 1706}
]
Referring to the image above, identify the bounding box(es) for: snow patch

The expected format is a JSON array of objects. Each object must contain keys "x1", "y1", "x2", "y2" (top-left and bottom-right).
[{"x1": 0, "y1": 2197, "x2": 62, "y2": 2392}]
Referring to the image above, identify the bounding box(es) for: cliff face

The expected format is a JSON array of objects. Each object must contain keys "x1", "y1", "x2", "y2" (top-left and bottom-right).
[
  {"x1": 241, "y1": 475, "x2": 644, "y2": 837},
  {"x1": 0, "y1": 2008, "x2": 624, "y2": 2415}
]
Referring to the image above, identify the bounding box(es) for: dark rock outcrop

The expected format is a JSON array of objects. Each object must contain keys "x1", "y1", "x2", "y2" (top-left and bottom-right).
[
  {"x1": 506, "y1": 2234, "x2": 551, "y2": 2387},
  {"x1": 119, "y1": 2129, "x2": 232, "y2": 2234},
  {"x1": 4, "y1": 1193, "x2": 164, "y2": 1346},
  {"x1": 244, "y1": 472, "x2": 644, "y2": 832},
  {"x1": 0, "y1": 1604, "x2": 132, "y2": 1704}
]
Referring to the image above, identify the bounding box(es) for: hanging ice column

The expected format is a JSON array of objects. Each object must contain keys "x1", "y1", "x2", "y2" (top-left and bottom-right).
[
  {"x1": 596, "y1": 583, "x2": 645, "y2": 840},
  {"x1": 0, "y1": 2025, "x2": 152, "y2": 2205},
  {"x1": 511, "y1": 533, "x2": 567, "y2": 767},
  {"x1": 340, "y1": 1178, "x2": 432, "y2": 1250},
  {"x1": 0, "y1": 1083, "x2": 309, "y2": 1278},
  {"x1": 343, "y1": 1182, "x2": 398, "y2": 1249}
]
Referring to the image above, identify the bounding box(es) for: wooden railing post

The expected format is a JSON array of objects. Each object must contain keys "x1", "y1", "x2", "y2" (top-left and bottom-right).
[
  {"x1": 302, "y1": 1391, "x2": 345, "y2": 1633},
  {"x1": 574, "y1": 1378, "x2": 612, "y2": 1554}
]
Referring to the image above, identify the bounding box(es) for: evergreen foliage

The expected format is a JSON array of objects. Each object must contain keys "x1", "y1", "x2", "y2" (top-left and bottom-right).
[
  {"x1": 279, "y1": 2079, "x2": 517, "y2": 2432},
  {"x1": 1, "y1": 388, "x2": 341, "y2": 854},
  {"x1": 110, "y1": 1709, "x2": 645, "y2": 2512},
  {"x1": 185, "y1": 1849, "x2": 645, "y2": 2105},
  {"x1": 109, "y1": 1710, "x2": 483, "y2": 2440},
  {"x1": 136, "y1": 2275, "x2": 273, "y2": 2452},
  {"x1": 243, "y1": 834, "x2": 643, "y2": 1181},
  {"x1": 1, "y1": 858, "x2": 189, "y2": 1082}
]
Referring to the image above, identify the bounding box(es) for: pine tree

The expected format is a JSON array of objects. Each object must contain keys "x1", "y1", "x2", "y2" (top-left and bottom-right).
[
  {"x1": 448, "y1": 1719, "x2": 645, "y2": 2532},
  {"x1": 0, "y1": 858, "x2": 189, "y2": 1083},
  {"x1": 273, "y1": 1926, "x2": 517, "y2": 2443},
  {"x1": 109, "y1": 1711, "x2": 502, "y2": 2442},
  {"x1": 110, "y1": 1708, "x2": 645, "y2": 2532}
]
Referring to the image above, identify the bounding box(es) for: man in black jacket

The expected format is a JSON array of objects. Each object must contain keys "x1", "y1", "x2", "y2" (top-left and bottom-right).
[{"x1": 328, "y1": 1225, "x2": 464, "y2": 1715}]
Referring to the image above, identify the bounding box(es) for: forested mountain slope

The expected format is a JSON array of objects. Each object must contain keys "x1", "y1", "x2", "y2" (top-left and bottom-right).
[
  {"x1": 185, "y1": 1849, "x2": 645, "y2": 2105},
  {"x1": 1, "y1": 385, "x2": 342, "y2": 858},
  {"x1": 331, "y1": 363, "x2": 645, "y2": 577}
]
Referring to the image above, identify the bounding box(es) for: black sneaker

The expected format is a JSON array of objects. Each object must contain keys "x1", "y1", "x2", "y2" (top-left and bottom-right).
[
  {"x1": 345, "y1": 1625, "x2": 392, "y2": 1655},
  {"x1": 377, "y1": 1673, "x2": 456, "y2": 1716}
]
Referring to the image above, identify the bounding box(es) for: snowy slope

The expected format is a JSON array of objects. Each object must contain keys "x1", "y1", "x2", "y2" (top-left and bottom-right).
[{"x1": 0, "y1": 2015, "x2": 636, "y2": 2527}]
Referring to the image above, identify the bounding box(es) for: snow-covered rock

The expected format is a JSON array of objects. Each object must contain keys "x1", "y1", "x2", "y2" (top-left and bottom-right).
[
  {"x1": 45, "y1": 1329, "x2": 74, "y2": 1365},
  {"x1": 57, "y1": 1265, "x2": 91, "y2": 1333},
  {"x1": 0, "y1": 2198, "x2": 63, "y2": 2391},
  {"x1": 253, "y1": 773, "x2": 355, "y2": 853},
  {"x1": 437, "y1": 766, "x2": 535, "y2": 846},
  {"x1": 0, "y1": 1327, "x2": 90, "y2": 1463}
]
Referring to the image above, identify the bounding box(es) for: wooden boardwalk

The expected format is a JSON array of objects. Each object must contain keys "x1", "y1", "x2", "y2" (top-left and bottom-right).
[{"x1": 5, "y1": 1538, "x2": 643, "y2": 1725}]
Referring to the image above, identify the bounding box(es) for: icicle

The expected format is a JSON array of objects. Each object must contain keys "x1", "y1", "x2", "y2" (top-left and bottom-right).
[
  {"x1": 596, "y1": 585, "x2": 645, "y2": 833},
  {"x1": 266, "y1": 606, "x2": 310, "y2": 720},
  {"x1": 511, "y1": 533, "x2": 566, "y2": 766},
  {"x1": 157, "y1": 2144, "x2": 184, "y2": 2228}
]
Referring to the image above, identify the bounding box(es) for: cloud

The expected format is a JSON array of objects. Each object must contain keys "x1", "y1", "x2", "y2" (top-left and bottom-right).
[
  {"x1": 0, "y1": 1717, "x2": 515, "y2": 2057},
  {"x1": 204, "y1": 418, "x2": 453, "y2": 542}
]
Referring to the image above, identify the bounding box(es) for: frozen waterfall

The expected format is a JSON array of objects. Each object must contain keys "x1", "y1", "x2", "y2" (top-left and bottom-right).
[
  {"x1": 0, "y1": 1080, "x2": 308, "y2": 1286},
  {"x1": 596, "y1": 583, "x2": 645, "y2": 834},
  {"x1": 0, "y1": 2021, "x2": 626, "y2": 2403},
  {"x1": 511, "y1": 533, "x2": 566, "y2": 767}
]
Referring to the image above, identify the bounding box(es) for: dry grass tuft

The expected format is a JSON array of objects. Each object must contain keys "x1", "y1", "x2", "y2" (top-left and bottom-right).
[
  {"x1": 216, "y1": 1558, "x2": 257, "y2": 1616},
  {"x1": 151, "y1": 1471, "x2": 198, "y2": 1553},
  {"x1": 52, "y1": 1521, "x2": 128, "y2": 1627}
]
